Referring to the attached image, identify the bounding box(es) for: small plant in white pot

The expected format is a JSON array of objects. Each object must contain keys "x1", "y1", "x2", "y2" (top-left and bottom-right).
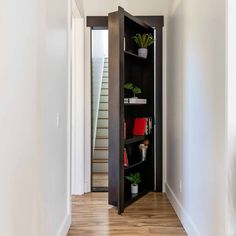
[
  {"x1": 125, "y1": 172, "x2": 141, "y2": 194},
  {"x1": 132, "y1": 33, "x2": 155, "y2": 58},
  {"x1": 124, "y1": 83, "x2": 141, "y2": 98}
]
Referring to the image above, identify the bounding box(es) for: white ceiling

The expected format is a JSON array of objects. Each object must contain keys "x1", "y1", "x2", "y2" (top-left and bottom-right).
[{"x1": 77, "y1": 0, "x2": 176, "y2": 16}]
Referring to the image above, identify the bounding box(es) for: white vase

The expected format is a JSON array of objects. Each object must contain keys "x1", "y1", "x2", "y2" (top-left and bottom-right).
[
  {"x1": 138, "y1": 48, "x2": 148, "y2": 58},
  {"x1": 131, "y1": 184, "x2": 138, "y2": 194}
]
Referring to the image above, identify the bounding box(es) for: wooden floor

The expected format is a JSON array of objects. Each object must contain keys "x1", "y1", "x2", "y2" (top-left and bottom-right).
[
  {"x1": 68, "y1": 192, "x2": 187, "y2": 236},
  {"x1": 92, "y1": 172, "x2": 108, "y2": 188}
]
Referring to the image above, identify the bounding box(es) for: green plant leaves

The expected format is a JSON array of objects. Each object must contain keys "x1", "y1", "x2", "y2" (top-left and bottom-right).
[
  {"x1": 132, "y1": 33, "x2": 155, "y2": 48},
  {"x1": 125, "y1": 172, "x2": 142, "y2": 185},
  {"x1": 133, "y1": 86, "x2": 141, "y2": 95},
  {"x1": 124, "y1": 83, "x2": 142, "y2": 97},
  {"x1": 124, "y1": 83, "x2": 134, "y2": 90}
]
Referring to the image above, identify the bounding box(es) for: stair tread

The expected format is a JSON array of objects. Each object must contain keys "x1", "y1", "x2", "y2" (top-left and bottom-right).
[
  {"x1": 95, "y1": 147, "x2": 108, "y2": 150},
  {"x1": 96, "y1": 136, "x2": 108, "y2": 139},
  {"x1": 97, "y1": 126, "x2": 109, "y2": 129},
  {"x1": 93, "y1": 159, "x2": 108, "y2": 163}
]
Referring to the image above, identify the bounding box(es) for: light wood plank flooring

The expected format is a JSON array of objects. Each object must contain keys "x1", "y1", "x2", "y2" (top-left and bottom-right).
[{"x1": 68, "y1": 192, "x2": 187, "y2": 236}]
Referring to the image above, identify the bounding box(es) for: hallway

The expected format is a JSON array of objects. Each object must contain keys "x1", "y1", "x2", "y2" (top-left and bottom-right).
[{"x1": 68, "y1": 192, "x2": 186, "y2": 235}]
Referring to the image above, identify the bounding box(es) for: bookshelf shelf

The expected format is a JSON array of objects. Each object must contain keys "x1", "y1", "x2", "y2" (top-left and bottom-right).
[
  {"x1": 124, "y1": 50, "x2": 147, "y2": 60},
  {"x1": 125, "y1": 160, "x2": 146, "y2": 171},
  {"x1": 124, "y1": 189, "x2": 148, "y2": 207},
  {"x1": 125, "y1": 135, "x2": 146, "y2": 145},
  {"x1": 124, "y1": 103, "x2": 146, "y2": 106}
]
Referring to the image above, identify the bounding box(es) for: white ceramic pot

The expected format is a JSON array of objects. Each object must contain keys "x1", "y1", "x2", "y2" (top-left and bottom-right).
[
  {"x1": 138, "y1": 48, "x2": 148, "y2": 58},
  {"x1": 131, "y1": 184, "x2": 138, "y2": 194}
]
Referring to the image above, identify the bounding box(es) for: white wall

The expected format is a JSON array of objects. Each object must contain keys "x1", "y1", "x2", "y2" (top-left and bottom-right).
[
  {"x1": 92, "y1": 30, "x2": 108, "y2": 58},
  {"x1": 166, "y1": 0, "x2": 227, "y2": 235},
  {"x1": 227, "y1": 0, "x2": 236, "y2": 234},
  {"x1": 0, "y1": 0, "x2": 71, "y2": 235}
]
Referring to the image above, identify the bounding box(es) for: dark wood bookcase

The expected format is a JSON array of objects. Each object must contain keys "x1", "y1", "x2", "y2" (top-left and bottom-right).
[{"x1": 108, "y1": 7, "x2": 164, "y2": 214}]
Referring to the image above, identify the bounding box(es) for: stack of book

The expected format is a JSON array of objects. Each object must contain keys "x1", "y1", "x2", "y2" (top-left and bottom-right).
[
  {"x1": 124, "y1": 98, "x2": 147, "y2": 104},
  {"x1": 133, "y1": 117, "x2": 152, "y2": 136}
]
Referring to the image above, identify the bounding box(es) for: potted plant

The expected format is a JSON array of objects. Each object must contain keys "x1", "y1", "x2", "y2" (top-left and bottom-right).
[
  {"x1": 125, "y1": 172, "x2": 141, "y2": 194},
  {"x1": 124, "y1": 83, "x2": 141, "y2": 98},
  {"x1": 132, "y1": 33, "x2": 155, "y2": 58}
]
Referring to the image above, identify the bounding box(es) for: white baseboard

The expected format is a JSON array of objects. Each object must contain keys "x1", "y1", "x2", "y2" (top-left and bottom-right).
[
  {"x1": 57, "y1": 213, "x2": 71, "y2": 236},
  {"x1": 165, "y1": 183, "x2": 201, "y2": 236}
]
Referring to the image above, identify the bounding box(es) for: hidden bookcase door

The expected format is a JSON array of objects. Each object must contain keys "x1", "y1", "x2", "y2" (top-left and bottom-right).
[{"x1": 108, "y1": 7, "x2": 163, "y2": 214}]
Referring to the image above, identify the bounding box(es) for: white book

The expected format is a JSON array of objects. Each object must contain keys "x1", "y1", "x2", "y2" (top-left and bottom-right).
[
  {"x1": 128, "y1": 98, "x2": 147, "y2": 104},
  {"x1": 124, "y1": 98, "x2": 129, "y2": 104}
]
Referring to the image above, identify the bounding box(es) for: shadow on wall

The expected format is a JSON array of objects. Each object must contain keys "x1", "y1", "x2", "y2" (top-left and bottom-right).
[{"x1": 228, "y1": 150, "x2": 236, "y2": 234}]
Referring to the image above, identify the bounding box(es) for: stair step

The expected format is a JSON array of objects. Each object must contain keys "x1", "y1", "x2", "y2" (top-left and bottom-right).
[
  {"x1": 97, "y1": 119, "x2": 108, "y2": 127},
  {"x1": 100, "y1": 96, "x2": 108, "y2": 103},
  {"x1": 92, "y1": 162, "x2": 108, "y2": 172},
  {"x1": 98, "y1": 110, "x2": 108, "y2": 119},
  {"x1": 99, "y1": 103, "x2": 108, "y2": 109},
  {"x1": 101, "y1": 90, "x2": 108, "y2": 96},
  {"x1": 94, "y1": 149, "x2": 108, "y2": 159},
  {"x1": 96, "y1": 128, "x2": 108, "y2": 137},
  {"x1": 99, "y1": 109, "x2": 108, "y2": 112},
  {"x1": 93, "y1": 159, "x2": 108, "y2": 163},
  {"x1": 95, "y1": 147, "x2": 108, "y2": 150},
  {"x1": 102, "y1": 83, "x2": 108, "y2": 89},
  {"x1": 102, "y1": 77, "x2": 108, "y2": 83},
  {"x1": 96, "y1": 136, "x2": 108, "y2": 139},
  {"x1": 97, "y1": 126, "x2": 108, "y2": 129},
  {"x1": 98, "y1": 117, "x2": 108, "y2": 120},
  {"x1": 95, "y1": 139, "x2": 108, "y2": 147}
]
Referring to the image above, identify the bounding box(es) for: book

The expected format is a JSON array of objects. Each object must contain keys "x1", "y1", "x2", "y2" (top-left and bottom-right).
[
  {"x1": 133, "y1": 118, "x2": 148, "y2": 135},
  {"x1": 129, "y1": 98, "x2": 147, "y2": 104},
  {"x1": 124, "y1": 98, "x2": 147, "y2": 104},
  {"x1": 133, "y1": 117, "x2": 152, "y2": 136},
  {"x1": 124, "y1": 148, "x2": 129, "y2": 167}
]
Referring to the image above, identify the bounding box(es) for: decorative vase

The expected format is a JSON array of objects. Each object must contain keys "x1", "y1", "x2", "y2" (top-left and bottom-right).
[
  {"x1": 138, "y1": 48, "x2": 148, "y2": 58},
  {"x1": 131, "y1": 184, "x2": 138, "y2": 194}
]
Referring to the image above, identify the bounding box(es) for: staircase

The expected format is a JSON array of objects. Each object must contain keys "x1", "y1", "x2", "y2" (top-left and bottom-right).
[{"x1": 93, "y1": 58, "x2": 109, "y2": 174}]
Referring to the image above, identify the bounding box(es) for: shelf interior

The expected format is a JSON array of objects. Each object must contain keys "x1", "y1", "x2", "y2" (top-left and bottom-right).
[{"x1": 125, "y1": 135, "x2": 146, "y2": 145}]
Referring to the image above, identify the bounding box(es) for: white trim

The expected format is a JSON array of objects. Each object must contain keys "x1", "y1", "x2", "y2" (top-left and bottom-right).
[
  {"x1": 57, "y1": 213, "x2": 72, "y2": 236},
  {"x1": 84, "y1": 25, "x2": 92, "y2": 193},
  {"x1": 165, "y1": 183, "x2": 201, "y2": 236},
  {"x1": 71, "y1": 0, "x2": 86, "y2": 195},
  {"x1": 62, "y1": 0, "x2": 72, "y2": 235},
  {"x1": 66, "y1": 0, "x2": 72, "y2": 228},
  {"x1": 162, "y1": 20, "x2": 167, "y2": 192},
  {"x1": 71, "y1": 17, "x2": 85, "y2": 195}
]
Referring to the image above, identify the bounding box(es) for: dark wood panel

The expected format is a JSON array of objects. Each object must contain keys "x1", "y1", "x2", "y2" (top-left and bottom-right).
[
  {"x1": 108, "y1": 10, "x2": 125, "y2": 214},
  {"x1": 87, "y1": 16, "x2": 164, "y2": 28},
  {"x1": 155, "y1": 28, "x2": 163, "y2": 192}
]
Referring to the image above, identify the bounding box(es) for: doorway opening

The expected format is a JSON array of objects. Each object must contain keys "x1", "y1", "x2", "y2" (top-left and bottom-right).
[{"x1": 91, "y1": 29, "x2": 109, "y2": 191}]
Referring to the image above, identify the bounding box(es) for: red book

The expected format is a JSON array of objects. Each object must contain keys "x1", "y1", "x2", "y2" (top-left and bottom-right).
[
  {"x1": 133, "y1": 118, "x2": 147, "y2": 135},
  {"x1": 124, "y1": 148, "x2": 129, "y2": 167}
]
